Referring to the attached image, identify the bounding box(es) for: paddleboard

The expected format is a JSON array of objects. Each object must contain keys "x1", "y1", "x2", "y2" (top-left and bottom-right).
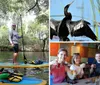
[
  {"x1": 0, "y1": 76, "x2": 46, "y2": 85},
  {"x1": 0, "y1": 62, "x2": 49, "y2": 68}
]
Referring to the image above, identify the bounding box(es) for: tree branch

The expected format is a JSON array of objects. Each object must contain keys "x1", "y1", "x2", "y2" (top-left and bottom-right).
[{"x1": 27, "y1": 0, "x2": 39, "y2": 13}]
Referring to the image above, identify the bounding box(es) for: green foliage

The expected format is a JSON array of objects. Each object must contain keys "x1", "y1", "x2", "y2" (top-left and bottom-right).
[
  {"x1": 0, "y1": 25, "x2": 9, "y2": 46},
  {"x1": 0, "y1": 0, "x2": 49, "y2": 51}
]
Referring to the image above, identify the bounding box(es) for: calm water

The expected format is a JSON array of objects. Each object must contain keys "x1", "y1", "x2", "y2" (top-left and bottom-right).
[
  {"x1": 0, "y1": 52, "x2": 49, "y2": 62},
  {"x1": 0, "y1": 52, "x2": 49, "y2": 85}
]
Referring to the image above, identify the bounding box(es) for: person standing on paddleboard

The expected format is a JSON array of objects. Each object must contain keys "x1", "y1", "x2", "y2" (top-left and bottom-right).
[{"x1": 9, "y1": 24, "x2": 22, "y2": 64}]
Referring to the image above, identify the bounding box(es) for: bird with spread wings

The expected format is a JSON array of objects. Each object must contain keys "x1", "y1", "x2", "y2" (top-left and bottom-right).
[{"x1": 50, "y1": 1, "x2": 97, "y2": 41}]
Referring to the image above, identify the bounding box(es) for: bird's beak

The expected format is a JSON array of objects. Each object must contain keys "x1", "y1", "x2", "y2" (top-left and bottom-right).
[{"x1": 69, "y1": 0, "x2": 74, "y2": 5}]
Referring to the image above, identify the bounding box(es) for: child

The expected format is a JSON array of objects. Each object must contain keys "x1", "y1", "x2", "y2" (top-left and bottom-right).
[
  {"x1": 90, "y1": 52, "x2": 100, "y2": 77},
  {"x1": 69, "y1": 53, "x2": 85, "y2": 80},
  {"x1": 50, "y1": 48, "x2": 70, "y2": 83}
]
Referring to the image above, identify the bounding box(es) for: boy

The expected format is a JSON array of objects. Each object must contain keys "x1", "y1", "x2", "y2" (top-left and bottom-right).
[
  {"x1": 50, "y1": 48, "x2": 70, "y2": 83},
  {"x1": 90, "y1": 52, "x2": 100, "y2": 76}
]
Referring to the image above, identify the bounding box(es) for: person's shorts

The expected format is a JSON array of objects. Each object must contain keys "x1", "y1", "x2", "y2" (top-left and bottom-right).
[{"x1": 13, "y1": 44, "x2": 19, "y2": 53}]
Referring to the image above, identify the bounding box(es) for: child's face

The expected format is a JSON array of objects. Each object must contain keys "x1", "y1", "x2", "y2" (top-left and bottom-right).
[
  {"x1": 74, "y1": 56, "x2": 81, "y2": 65},
  {"x1": 57, "y1": 51, "x2": 67, "y2": 63},
  {"x1": 95, "y1": 54, "x2": 100, "y2": 62}
]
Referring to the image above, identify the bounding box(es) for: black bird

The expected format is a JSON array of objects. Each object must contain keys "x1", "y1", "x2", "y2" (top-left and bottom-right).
[{"x1": 53, "y1": 1, "x2": 97, "y2": 41}]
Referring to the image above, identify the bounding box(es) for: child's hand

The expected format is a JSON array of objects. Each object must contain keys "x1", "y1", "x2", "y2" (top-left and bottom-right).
[
  {"x1": 72, "y1": 70, "x2": 77, "y2": 75},
  {"x1": 67, "y1": 70, "x2": 77, "y2": 80},
  {"x1": 91, "y1": 64, "x2": 96, "y2": 68},
  {"x1": 80, "y1": 63, "x2": 86, "y2": 68},
  {"x1": 69, "y1": 70, "x2": 77, "y2": 75},
  {"x1": 50, "y1": 59, "x2": 58, "y2": 65}
]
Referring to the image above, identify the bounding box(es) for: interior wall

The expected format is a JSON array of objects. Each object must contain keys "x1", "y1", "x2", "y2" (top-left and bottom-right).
[{"x1": 50, "y1": 43, "x2": 98, "y2": 63}]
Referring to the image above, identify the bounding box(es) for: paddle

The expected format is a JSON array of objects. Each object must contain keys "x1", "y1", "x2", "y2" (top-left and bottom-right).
[
  {"x1": 19, "y1": 2, "x2": 40, "y2": 64},
  {"x1": 20, "y1": 14, "x2": 27, "y2": 64}
]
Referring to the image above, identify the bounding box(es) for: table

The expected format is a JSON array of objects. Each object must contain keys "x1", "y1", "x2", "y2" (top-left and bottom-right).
[{"x1": 54, "y1": 77, "x2": 100, "y2": 85}]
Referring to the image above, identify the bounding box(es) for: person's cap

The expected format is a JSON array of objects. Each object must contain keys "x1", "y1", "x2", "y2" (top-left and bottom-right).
[{"x1": 12, "y1": 24, "x2": 16, "y2": 27}]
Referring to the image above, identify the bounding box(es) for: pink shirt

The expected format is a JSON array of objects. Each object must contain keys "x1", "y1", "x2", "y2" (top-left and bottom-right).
[{"x1": 51, "y1": 64, "x2": 66, "y2": 83}]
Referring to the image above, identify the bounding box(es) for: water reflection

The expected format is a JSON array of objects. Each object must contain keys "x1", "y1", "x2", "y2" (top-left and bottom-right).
[{"x1": 0, "y1": 52, "x2": 49, "y2": 62}]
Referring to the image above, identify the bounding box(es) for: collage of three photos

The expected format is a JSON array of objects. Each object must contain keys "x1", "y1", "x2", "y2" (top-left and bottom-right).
[{"x1": 0, "y1": 0, "x2": 100, "y2": 85}]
